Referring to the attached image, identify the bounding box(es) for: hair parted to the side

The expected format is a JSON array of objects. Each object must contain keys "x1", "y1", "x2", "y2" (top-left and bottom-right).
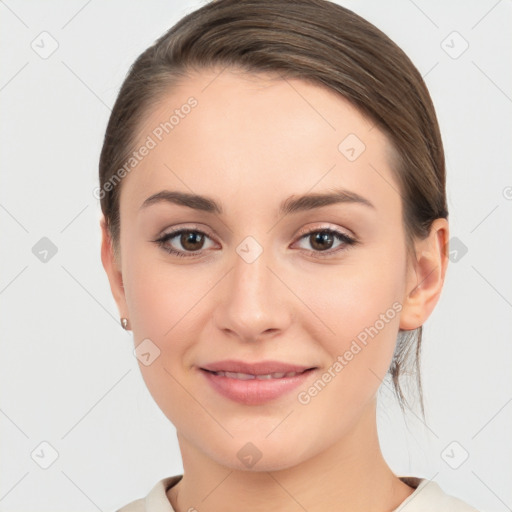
[{"x1": 99, "y1": 0, "x2": 448, "y2": 417}]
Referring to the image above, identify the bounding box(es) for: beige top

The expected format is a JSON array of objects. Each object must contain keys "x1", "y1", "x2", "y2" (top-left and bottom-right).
[{"x1": 115, "y1": 475, "x2": 480, "y2": 511}]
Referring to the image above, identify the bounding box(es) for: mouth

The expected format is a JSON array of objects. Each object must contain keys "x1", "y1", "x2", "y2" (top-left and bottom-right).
[{"x1": 198, "y1": 361, "x2": 318, "y2": 405}]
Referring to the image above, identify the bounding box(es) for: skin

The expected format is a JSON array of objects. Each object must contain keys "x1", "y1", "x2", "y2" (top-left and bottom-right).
[{"x1": 101, "y1": 68, "x2": 449, "y2": 512}]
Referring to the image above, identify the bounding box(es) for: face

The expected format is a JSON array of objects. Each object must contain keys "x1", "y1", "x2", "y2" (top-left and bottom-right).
[{"x1": 105, "y1": 68, "x2": 424, "y2": 471}]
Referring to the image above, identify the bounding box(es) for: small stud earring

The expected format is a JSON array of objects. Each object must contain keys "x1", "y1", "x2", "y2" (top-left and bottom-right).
[{"x1": 120, "y1": 317, "x2": 129, "y2": 330}]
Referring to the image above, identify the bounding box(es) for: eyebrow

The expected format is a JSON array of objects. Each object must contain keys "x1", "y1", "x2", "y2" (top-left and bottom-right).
[{"x1": 139, "y1": 187, "x2": 375, "y2": 216}]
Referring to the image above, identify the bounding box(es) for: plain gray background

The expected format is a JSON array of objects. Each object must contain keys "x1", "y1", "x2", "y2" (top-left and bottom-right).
[{"x1": 1, "y1": 1, "x2": 511, "y2": 511}]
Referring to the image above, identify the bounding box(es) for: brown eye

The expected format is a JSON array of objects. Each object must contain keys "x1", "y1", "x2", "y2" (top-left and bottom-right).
[
  {"x1": 180, "y1": 231, "x2": 206, "y2": 251},
  {"x1": 154, "y1": 229, "x2": 216, "y2": 258},
  {"x1": 294, "y1": 228, "x2": 357, "y2": 258},
  {"x1": 309, "y1": 230, "x2": 336, "y2": 251}
]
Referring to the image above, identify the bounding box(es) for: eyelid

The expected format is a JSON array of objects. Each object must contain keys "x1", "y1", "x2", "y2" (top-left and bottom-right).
[
  {"x1": 294, "y1": 222, "x2": 356, "y2": 241},
  {"x1": 156, "y1": 223, "x2": 217, "y2": 241}
]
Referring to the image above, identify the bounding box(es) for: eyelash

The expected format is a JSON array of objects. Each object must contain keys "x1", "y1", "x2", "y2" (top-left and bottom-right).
[{"x1": 153, "y1": 226, "x2": 358, "y2": 259}]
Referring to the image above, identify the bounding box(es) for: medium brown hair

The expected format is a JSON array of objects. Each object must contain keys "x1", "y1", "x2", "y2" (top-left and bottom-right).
[{"x1": 99, "y1": 0, "x2": 448, "y2": 415}]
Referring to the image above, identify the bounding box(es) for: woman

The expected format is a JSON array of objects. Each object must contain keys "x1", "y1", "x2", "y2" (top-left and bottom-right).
[{"x1": 99, "y1": 0, "x2": 479, "y2": 510}]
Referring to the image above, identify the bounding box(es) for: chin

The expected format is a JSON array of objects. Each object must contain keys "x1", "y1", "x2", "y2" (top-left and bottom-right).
[{"x1": 204, "y1": 437, "x2": 313, "y2": 474}]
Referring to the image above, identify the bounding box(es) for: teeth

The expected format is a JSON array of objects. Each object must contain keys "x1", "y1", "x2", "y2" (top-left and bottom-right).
[
  {"x1": 224, "y1": 371, "x2": 256, "y2": 380},
  {"x1": 213, "y1": 370, "x2": 300, "y2": 379},
  {"x1": 256, "y1": 374, "x2": 273, "y2": 380}
]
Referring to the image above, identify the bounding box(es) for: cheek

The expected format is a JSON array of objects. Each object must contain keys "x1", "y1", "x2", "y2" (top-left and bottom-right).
[
  {"x1": 123, "y1": 245, "x2": 205, "y2": 343},
  {"x1": 124, "y1": 269, "x2": 195, "y2": 429},
  {"x1": 291, "y1": 277, "x2": 404, "y2": 428},
  {"x1": 121, "y1": 247, "x2": 228, "y2": 421},
  {"x1": 296, "y1": 245, "x2": 407, "y2": 383}
]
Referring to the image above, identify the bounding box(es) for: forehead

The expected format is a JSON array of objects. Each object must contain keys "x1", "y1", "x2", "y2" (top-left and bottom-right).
[{"x1": 120, "y1": 68, "x2": 401, "y2": 218}]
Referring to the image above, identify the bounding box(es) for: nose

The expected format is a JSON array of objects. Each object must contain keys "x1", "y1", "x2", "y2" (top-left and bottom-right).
[{"x1": 213, "y1": 238, "x2": 292, "y2": 342}]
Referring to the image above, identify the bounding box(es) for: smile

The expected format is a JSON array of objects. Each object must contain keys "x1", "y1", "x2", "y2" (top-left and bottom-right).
[{"x1": 200, "y1": 367, "x2": 317, "y2": 405}]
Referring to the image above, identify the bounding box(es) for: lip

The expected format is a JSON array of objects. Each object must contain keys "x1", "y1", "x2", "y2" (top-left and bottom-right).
[{"x1": 199, "y1": 359, "x2": 318, "y2": 406}]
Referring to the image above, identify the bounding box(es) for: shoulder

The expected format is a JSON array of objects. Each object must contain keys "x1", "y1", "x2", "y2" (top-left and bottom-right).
[
  {"x1": 394, "y1": 477, "x2": 480, "y2": 512},
  {"x1": 114, "y1": 475, "x2": 183, "y2": 512}
]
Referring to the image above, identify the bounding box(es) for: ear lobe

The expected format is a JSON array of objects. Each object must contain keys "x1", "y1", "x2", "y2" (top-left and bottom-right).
[
  {"x1": 399, "y1": 218, "x2": 449, "y2": 331},
  {"x1": 100, "y1": 216, "x2": 128, "y2": 317}
]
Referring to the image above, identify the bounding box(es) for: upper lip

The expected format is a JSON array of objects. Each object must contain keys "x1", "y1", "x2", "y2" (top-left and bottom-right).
[{"x1": 200, "y1": 359, "x2": 316, "y2": 375}]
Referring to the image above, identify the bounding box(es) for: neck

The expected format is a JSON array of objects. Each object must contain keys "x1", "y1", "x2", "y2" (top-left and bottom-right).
[{"x1": 167, "y1": 399, "x2": 415, "y2": 512}]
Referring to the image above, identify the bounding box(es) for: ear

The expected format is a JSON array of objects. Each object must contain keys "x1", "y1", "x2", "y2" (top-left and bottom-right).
[
  {"x1": 100, "y1": 215, "x2": 129, "y2": 324},
  {"x1": 399, "y1": 218, "x2": 449, "y2": 330}
]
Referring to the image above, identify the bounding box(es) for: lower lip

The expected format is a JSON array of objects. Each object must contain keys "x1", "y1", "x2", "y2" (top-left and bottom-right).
[{"x1": 199, "y1": 368, "x2": 317, "y2": 405}]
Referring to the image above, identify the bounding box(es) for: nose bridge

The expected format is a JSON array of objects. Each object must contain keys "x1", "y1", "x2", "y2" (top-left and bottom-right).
[
  {"x1": 215, "y1": 233, "x2": 290, "y2": 339},
  {"x1": 231, "y1": 233, "x2": 275, "y2": 307}
]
